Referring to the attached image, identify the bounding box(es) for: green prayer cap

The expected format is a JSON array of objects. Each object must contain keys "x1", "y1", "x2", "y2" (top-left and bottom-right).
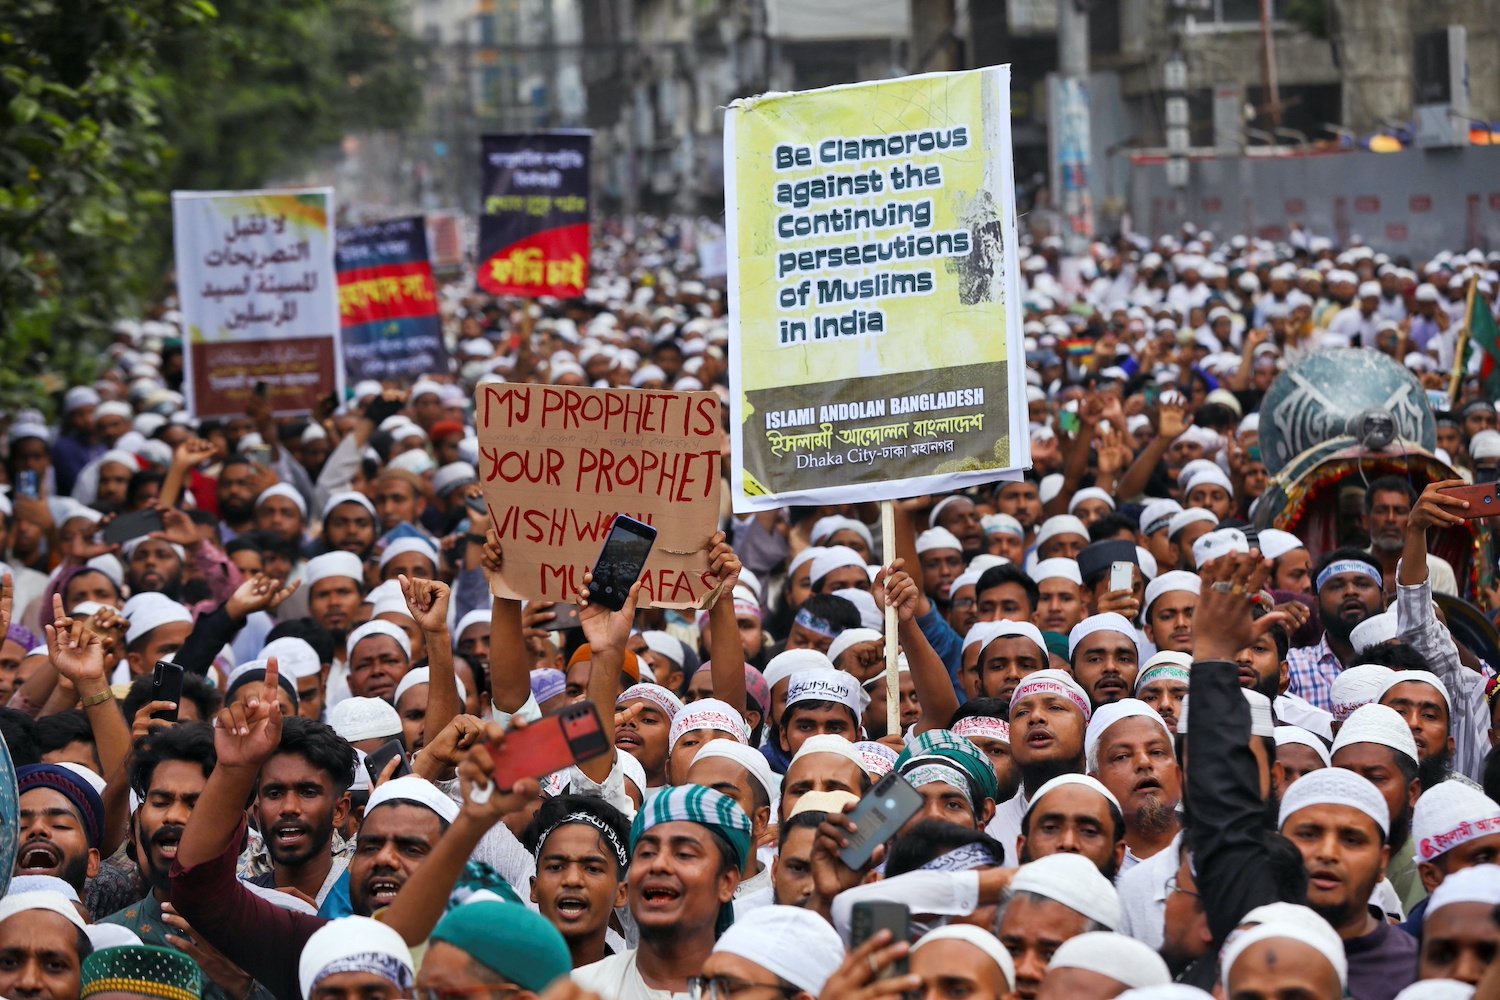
[
  {"x1": 1041, "y1": 631, "x2": 1069, "y2": 661},
  {"x1": 82, "y1": 945, "x2": 202, "y2": 1000},
  {"x1": 895, "y1": 729, "x2": 999, "y2": 802},
  {"x1": 431, "y1": 900, "x2": 572, "y2": 992}
]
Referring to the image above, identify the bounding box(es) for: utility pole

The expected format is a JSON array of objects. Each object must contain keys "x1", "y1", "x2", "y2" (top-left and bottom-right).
[
  {"x1": 910, "y1": 0, "x2": 958, "y2": 73},
  {"x1": 1051, "y1": 0, "x2": 1093, "y2": 250}
]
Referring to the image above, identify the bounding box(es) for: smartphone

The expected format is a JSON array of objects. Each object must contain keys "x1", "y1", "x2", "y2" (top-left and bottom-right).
[
  {"x1": 1437, "y1": 482, "x2": 1500, "y2": 518},
  {"x1": 838, "y1": 771, "x2": 923, "y2": 869},
  {"x1": 15, "y1": 471, "x2": 39, "y2": 500},
  {"x1": 1110, "y1": 560, "x2": 1133, "y2": 594},
  {"x1": 150, "y1": 661, "x2": 184, "y2": 721},
  {"x1": 488, "y1": 700, "x2": 610, "y2": 790},
  {"x1": 364, "y1": 738, "x2": 413, "y2": 784},
  {"x1": 103, "y1": 508, "x2": 165, "y2": 546},
  {"x1": 245, "y1": 444, "x2": 273, "y2": 470},
  {"x1": 541, "y1": 602, "x2": 582, "y2": 631},
  {"x1": 1059, "y1": 411, "x2": 1081, "y2": 435},
  {"x1": 849, "y1": 902, "x2": 911, "y2": 977},
  {"x1": 464, "y1": 494, "x2": 488, "y2": 517},
  {"x1": 1144, "y1": 384, "x2": 1161, "y2": 407},
  {"x1": 587, "y1": 515, "x2": 657, "y2": 612}
]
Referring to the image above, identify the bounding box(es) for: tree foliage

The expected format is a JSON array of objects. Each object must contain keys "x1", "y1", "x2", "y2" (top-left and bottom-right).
[{"x1": 0, "y1": 0, "x2": 422, "y2": 414}]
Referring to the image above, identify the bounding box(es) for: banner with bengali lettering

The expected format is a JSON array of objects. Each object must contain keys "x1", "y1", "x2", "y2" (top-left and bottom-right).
[
  {"x1": 173, "y1": 188, "x2": 343, "y2": 417},
  {"x1": 723, "y1": 68, "x2": 1030, "y2": 510},
  {"x1": 335, "y1": 216, "x2": 445, "y2": 382},
  {"x1": 477, "y1": 132, "x2": 591, "y2": 298}
]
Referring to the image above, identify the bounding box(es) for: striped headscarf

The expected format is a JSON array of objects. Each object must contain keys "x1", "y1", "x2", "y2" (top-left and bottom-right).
[{"x1": 629, "y1": 785, "x2": 752, "y2": 936}]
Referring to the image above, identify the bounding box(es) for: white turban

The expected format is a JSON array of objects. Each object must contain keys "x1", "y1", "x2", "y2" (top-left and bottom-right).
[
  {"x1": 810, "y1": 515, "x2": 873, "y2": 551},
  {"x1": 808, "y1": 545, "x2": 866, "y2": 586},
  {"x1": 1048, "y1": 931, "x2": 1170, "y2": 990},
  {"x1": 321, "y1": 490, "x2": 377, "y2": 522},
  {"x1": 1192, "y1": 527, "x2": 1249, "y2": 568},
  {"x1": 1222, "y1": 917, "x2": 1346, "y2": 992},
  {"x1": 1277, "y1": 765, "x2": 1390, "y2": 837},
  {"x1": 1085, "y1": 699, "x2": 1171, "y2": 772},
  {"x1": 1010, "y1": 669, "x2": 1091, "y2": 720},
  {"x1": 1137, "y1": 499, "x2": 1183, "y2": 537},
  {"x1": 832, "y1": 588, "x2": 883, "y2": 632},
  {"x1": 365, "y1": 774, "x2": 460, "y2": 823},
  {"x1": 1257, "y1": 528, "x2": 1304, "y2": 561},
  {"x1": 714, "y1": 905, "x2": 847, "y2": 994},
  {"x1": 1183, "y1": 466, "x2": 1234, "y2": 498},
  {"x1": 346, "y1": 619, "x2": 412, "y2": 662},
  {"x1": 913, "y1": 924, "x2": 1016, "y2": 991},
  {"x1": 298, "y1": 916, "x2": 415, "y2": 1000},
  {"x1": 1167, "y1": 508, "x2": 1217, "y2": 539},
  {"x1": 260, "y1": 637, "x2": 322, "y2": 680},
  {"x1": 1010, "y1": 852, "x2": 1121, "y2": 929},
  {"x1": 787, "y1": 547, "x2": 826, "y2": 581},
  {"x1": 453, "y1": 609, "x2": 492, "y2": 647},
  {"x1": 1426, "y1": 863, "x2": 1500, "y2": 918},
  {"x1": 0, "y1": 889, "x2": 88, "y2": 931},
  {"x1": 640, "y1": 630, "x2": 686, "y2": 668},
  {"x1": 329, "y1": 697, "x2": 401, "y2": 742},
  {"x1": 786, "y1": 670, "x2": 863, "y2": 719},
  {"x1": 1332, "y1": 703, "x2": 1418, "y2": 763},
  {"x1": 978, "y1": 619, "x2": 1049, "y2": 663},
  {"x1": 1027, "y1": 773, "x2": 1120, "y2": 819},
  {"x1": 1377, "y1": 669, "x2": 1451, "y2": 713},
  {"x1": 1412, "y1": 780, "x2": 1500, "y2": 863}
]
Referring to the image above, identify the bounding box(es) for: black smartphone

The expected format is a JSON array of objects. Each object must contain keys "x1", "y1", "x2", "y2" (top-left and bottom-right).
[
  {"x1": 150, "y1": 661, "x2": 184, "y2": 721},
  {"x1": 838, "y1": 771, "x2": 924, "y2": 869},
  {"x1": 364, "y1": 738, "x2": 412, "y2": 784},
  {"x1": 849, "y1": 902, "x2": 910, "y2": 977},
  {"x1": 103, "y1": 509, "x2": 165, "y2": 546},
  {"x1": 487, "y1": 700, "x2": 610, "y2": 790},
  {"x1": 586, "y1": 515, "x2": 657, "y2": 612},
  {"x1": 541, "y1": 602, "x2": 582, "y2": 631},
  {"x1": 464, "y1": 494, "x2": 488, "y2": 517}
]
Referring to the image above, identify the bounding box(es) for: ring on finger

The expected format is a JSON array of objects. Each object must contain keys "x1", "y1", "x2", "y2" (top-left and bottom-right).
[
  {"x1": 868, "y1": 955, "x2": 879, "y2": 975},
  {"x1": 1211, "y1": 581, "x2": 1233, "y2": 594}
]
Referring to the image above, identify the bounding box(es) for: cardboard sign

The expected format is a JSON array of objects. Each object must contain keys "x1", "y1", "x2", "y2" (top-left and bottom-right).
[
  {"x1": 723, "y1": 67, "x2": 1029, "y2": 510},
  {"x1": 476, "y1": 383, "x2": 724, "y2": 609}
]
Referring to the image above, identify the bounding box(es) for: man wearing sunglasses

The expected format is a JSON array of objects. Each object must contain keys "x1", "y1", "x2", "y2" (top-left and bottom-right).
[{"x1": 694, "y1": 905, "x2": 845, "y2": 1000}]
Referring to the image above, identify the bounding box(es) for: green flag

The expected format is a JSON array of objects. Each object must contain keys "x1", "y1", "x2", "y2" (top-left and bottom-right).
[{"x1": 1471, "y1": 292, "x2": 1500, "y2": 401}]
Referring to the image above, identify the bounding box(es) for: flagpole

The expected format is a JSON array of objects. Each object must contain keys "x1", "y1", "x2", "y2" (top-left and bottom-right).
[{"x1": 1448, "y1": 275, "x2": 1480, "y2": 407}]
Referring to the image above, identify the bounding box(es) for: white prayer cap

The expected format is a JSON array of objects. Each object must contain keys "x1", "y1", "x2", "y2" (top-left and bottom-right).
[
  {"x1": 1167, "y1": 508, "x2": 1218, "y2": 539},
  {"x1": 55, "y1": 761, "x2": 107, "y2": 796},
  {"x1": 1085, "y1": 699, "x2": 1171, "y2": 772},
  {"x1": 1069, "y1": 487, "x2": 1116, "y2": 514},
  {"x1": 86, "y1": 923, "x2": 145, "y2": 950},
  {"x1": 321, "y1": 490, "x2": 377, "y2": 522},
  {"x1": 256, "y1": 483, "x2": 308, "y2": 519},
  {"x1": 827, "y1": 627, "x2": 883, "y2": 666},
  {"x1": 1135, "y1": 547, "x2": 1158, "y2": 581},
  {"x1": 1143, "y1": 571, "x2": 1200, "y2": 615},
  {"x1": 1257, "y1": 528, "x2": 1304, "y2": 561},
  {"x1": 1038, "y1": 473, "x2": 1065, "y2": 505},
  {"x1": 669, "y1": 697, "x2": 749, "y2": 749},
  {"x1": 298, "y1": 916, "x2": 415, "y2": 1000},
  {"x1": 832, "y1": 588, "x2": 883, "y2": 632},
  {"x1": 913, "y1": 924, "x2": 1016, "y2": 991},
  {"x1": 982, "y1": 513, "x2": 1025, "y2": 538},
  {"x1": 969, "y1": 555, "x2": 1010, "y2": 577},
  {"x1": 928, "y1": 495, "x2": 975, "y2": 530},
  {"x1": 693, "y1": 740, "x2": 777, "y2": 805},
  {"x1": 6, "y1": 875, "x2": 80, "y2": 902},
  {"x1": 791, "y1": 733, "x2": 864, "y2": 771},
  {"x1": 124, "y1": 593, "x2": 194, "y2": 645},
  {"x1": 453, "y1": 609, "x2": 491, "y2": 647},
  {"x1": 1192, "y1": 527, "x2": 1249, "y2": 568},
  {"x1": 1377, "y1": 669, "x2": 1451, "y2": 712},
  {"x1": 979, "y1": 619, "x2": 1049, "y2": 662},
  {"x1": 1035, "y1": 515, "x2": 1089, "y2": 549},
  {"x1": 1414, "y1": 283, "x2": 1442, "y2": 302},
  {"x1": 1349, "y1": 611, "x2": 1399, "y2": 653},
  {"x1": 1358, "y1": 280, "x2": 1381, "y2": 299},
  {"x1": 1183, "y1": 465, "x2": 1234, "y2": 498},
  {"x1": 1032, "y1": 558, "x2": 1083, "y2": 585},
  {"x1": 346, "y1": 619, "x2": 412, "y2": 662},
  {"x1": 1115, "y1": 986, "x2": 1215, "y2": 1000},
  {"x1": 1273, "y1": 726, "x2": 1331, "y2": 767},
  {"x1": 1332, "y1": 702, "x2": 1418, "y2": 763},
  {"x1": 0, "y1": 889, "x2": 87, "y2": 931},
  {"x1": 432, "y1": 462, "x2": 478, "y2": 498},
  {"x1": 810, "y1": 515, "x2": 873, "y2": 550},
  {"x1": 762, "y1": 649, "x2": 835, "y2": 692},
  {"x1": 1426, "y1": 863, "x2": 1500, "y2": 918},
  {"x1": 1067, "y1": 612, "x2": 1141, "y2": 660},
  {"x1": 915, "y1": 527, "x2": 963, "y2": 555},
  {"x1": 1178, "y1": 689, "x2": 1273, "y2": 737},
  {"x1": 962, "y1": 621, "x2": 1005, "y2": 654},
  {"x1": 1222, "y1": 918, "x2": 1346, "y2": 992},
  {"x1": 393, "y1": 667, "x2": 468, "y2": 709},
  {"x1": 1027, "y1": 773, "x2": 1120, "y2": 819},
  {"x1": 786, "y1": 670, "x2": 862, "y2": 719},
  {"x1": 629, "y1": 364, "x2": 667, "y2": 387},
  {"x1": 305, "y1": 551, "x2": 366, "y2": 587},
  {"x1": 1010, "y1": 669, "x2": 1092, "y2": 720},
  {"x1": 809, "y1": 545, "x2": 866, "y2": 585},
  {"x1": 714, "y1": 905, "x2": 847, "y2": 995},
  {"x1": 639, "y1": 630, "x2": 686, "y2": 669},
  {"x1": 1277, "y1": 764, "x2": 1389, "y2": 837},
  {"x1": 1048, "y1": 931, "x2": 1170, "y2": 990},
  {"x1": 1471, "y1": 430, "x2": 1500, "y2": 461},
  {"x1": 1138, "y1": 499, "x2": 1183, "y2": 536},
  {"x1": 1329, "y1": 664, "x2": 1393, "y2": 722},
  {"x1": 377, "y1": 537, "x2": 440, "y2": 573},
  {"x1": 260, "y1": 637, "x2": 323, "y2": 680},
  {"x1": 1412, "y1": 780, "x2": 1500, "y2": 863},
  {"x1": 1391, "y1": 981, "x2": 1477, "y2": 1000},
  {"x1": 96, "y1": 399, "x2": 133, "y2": 420},
  {"x1": 302, "y1": 423, "x2": 328, "y2": 444},
  {"x1": 787, "y1": 547, "x2": 826, "y2": 580},
  {"x1": 1010, "y1": 852, "x2": 1122, "y2": 929},
  {"x1": 365, "y1": 774, "x2": 460, "y2": 823},
  {"x1": 330, "y1": 697, "x2": 401, "y2": 742},
  {"x1": 950, "y1": 569, "x2": 984, "y2": 595}
]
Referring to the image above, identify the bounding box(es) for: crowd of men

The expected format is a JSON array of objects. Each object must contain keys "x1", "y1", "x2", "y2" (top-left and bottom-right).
[{"x1": 3, "y1": 216, "x2": 1500, "y2": 1000}]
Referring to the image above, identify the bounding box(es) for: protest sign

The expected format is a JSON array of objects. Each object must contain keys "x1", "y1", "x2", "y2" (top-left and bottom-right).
[
  {"x1": 476, "y1": 383, "x2": 723, "y2": 609},
  {"x1": 723, "y1": 67, "x2": 1028, "y2": 511},
  {"x1": 173, "y1": 188, "x2": 342, "y2": 416},
  {"x1": 335, "y1": 217, "x2": 445, "y2": 382},
  {"x1": 477, "y1": 131, "x2": 591, "y2": 298}
]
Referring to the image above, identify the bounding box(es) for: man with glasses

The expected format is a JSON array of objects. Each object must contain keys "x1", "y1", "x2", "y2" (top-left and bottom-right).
[
  {"x1": 694, "y1": 905, "x2": 844, "y2": 1000},
  {"x1": 415, "y1": 896, "x2": 574, "y2": 1000}
]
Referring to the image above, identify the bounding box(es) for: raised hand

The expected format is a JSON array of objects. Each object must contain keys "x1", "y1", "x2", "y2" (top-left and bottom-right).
[
  {"x1": 575, "y1": 574, "x2": 641, "y2": 654},
  {"x1": 1192, "y1": 553, "x2": 1279, "y2": 663},
  {"x1": 0, "y1": 572, "x2": 11, "y2": 641},
  {"x1": 413, "y1": 715, "x2": 488, "y2": 779},
  {"x1": 132, "y1": 700, "x2": 179, "y2": 739},
  {"x1": 149, "y1": 503, "x2": 201, "y2": 549},
  {"x1": 809, "y1": 806, "x2": 883, "y2": 905},
  {"x1": 1408, "y1": 479, "x2": 1471, "y2": 534},
  {"x1": 1158, "y1": 400, "x2": 1190, "y2": 440},
  {"x1": 213, "y1": 656, "x2": 284, "y2": 770},
  {"x1": 480, "y1": 529, "x2": 505, "y2": 576},
  {"x1": 46, "y1": 594, "x2": 107, "y2": 688},
  {"x1": 69, "y1": 520, "x2": 119, "y2": 563},
  {"x1": 399, "y1": 575, "x2": 452, "y2": 634},
  {"x1": 172, "y1": 437, "x2": 217, "y2": 470},
  {"x1": 818, "y1": 931, "x2": 919, "y2": 1000},
  {"x1": 704, "y1": 531, "x2": 742, "y2": 594},
  {"x1": 225, "y1": 573, "x2": 297, "y2": 620},
  {"x1": 880, "y1": 561, "x2": 919, "y2": 624},
  {"x1": 458, "y1": 719, "x2": 541, "y2": 818}
]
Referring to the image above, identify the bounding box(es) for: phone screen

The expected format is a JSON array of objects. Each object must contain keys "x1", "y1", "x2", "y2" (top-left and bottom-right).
[{"x1": 588, "y1": 516, "x2": 657, "y2": 612}]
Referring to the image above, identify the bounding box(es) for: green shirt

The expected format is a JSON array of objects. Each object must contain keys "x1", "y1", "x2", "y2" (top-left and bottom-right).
[{"x1": 102, "y1": 894, "x2": 276, "y2": 1000}]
